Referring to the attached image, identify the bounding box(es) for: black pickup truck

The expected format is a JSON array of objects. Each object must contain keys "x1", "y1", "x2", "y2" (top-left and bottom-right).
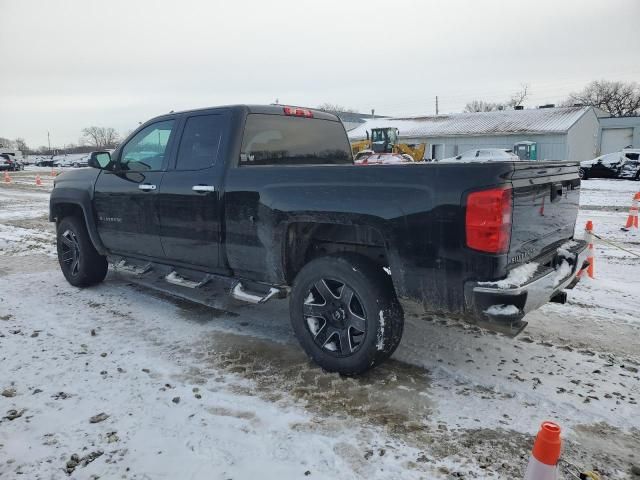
[{"x1": 50, "y1": 104, "x2": 588, "y2": 374}]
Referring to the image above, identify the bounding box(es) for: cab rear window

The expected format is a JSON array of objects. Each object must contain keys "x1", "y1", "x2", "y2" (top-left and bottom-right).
[{"x1": 240, "y1": 114, "x2": 352, "y2": 166}]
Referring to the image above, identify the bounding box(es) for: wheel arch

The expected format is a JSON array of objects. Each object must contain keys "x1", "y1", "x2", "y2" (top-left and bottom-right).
[
  {"x1": 50, "y1": 192, "x2": 107, "y2": 255},
  {"x1": 283, "y1": 220, "x2": 396, "y2": 286}
]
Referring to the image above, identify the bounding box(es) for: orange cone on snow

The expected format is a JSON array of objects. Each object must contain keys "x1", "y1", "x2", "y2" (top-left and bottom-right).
[
  {"x1": 524, "y1": 421, "x2": 562, "y2": 480},
  {"x1": 3, "y1": 171, "x2": 11, "y2": 183},
  {"x1": 35, "y1": 175, "x2": 43, "y2": 186},
  {"x1": 624, "y1": 192, "x2": 640, "y2": 229},
  {"x1": 577, "y1": 220, "x2": 595, "y2": 279}
]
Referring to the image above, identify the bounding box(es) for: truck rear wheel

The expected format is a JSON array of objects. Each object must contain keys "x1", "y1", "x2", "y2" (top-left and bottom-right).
[
  {"x1": 290, "y1": 253, "x2": 403, "y2": 375},
  {"x1": 56, "y1": 216, "x2": 108, "y2": 287}
]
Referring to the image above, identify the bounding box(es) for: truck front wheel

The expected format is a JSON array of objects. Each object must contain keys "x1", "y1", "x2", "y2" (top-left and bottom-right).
[
  {"x1": 56, "y1": 216, "x2": 108, "y2": 287},
  {"x1": 290, "y1": 254, "x2": 404, "y2": 375}
]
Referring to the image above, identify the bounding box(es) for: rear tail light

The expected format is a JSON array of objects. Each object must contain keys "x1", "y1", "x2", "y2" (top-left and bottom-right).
[
  {"x1": 283, "y1": 106, "x2": 314, "y2": 118},
  {"x1": 465, "y1": 187, "x2": 512, "y2": 254}
]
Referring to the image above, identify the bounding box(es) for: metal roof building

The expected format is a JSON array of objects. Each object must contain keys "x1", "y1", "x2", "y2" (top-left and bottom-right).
[
  {"x1": 348, "y1": 106, "x2": 599, "y2": 161},
  {"x1": 331, "y1": 111, "x2": 389, "y2": 132}
]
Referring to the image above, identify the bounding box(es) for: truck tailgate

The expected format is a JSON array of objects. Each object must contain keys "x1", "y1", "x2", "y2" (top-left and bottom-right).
[{"x1": 508, "y1": 162, "x2": 581, "y2": 266}]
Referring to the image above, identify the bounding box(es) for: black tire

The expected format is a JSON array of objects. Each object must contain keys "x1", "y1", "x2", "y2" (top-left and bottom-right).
[
  {"x1": 56, "y1": 216, "x2": 108, "y2": 287},
  {"x1": 290, "y1": 253, "x2": 404, "y2": 375},
  {"x1": 579, "y1": 168, "x2": 589, "y2": 180}
]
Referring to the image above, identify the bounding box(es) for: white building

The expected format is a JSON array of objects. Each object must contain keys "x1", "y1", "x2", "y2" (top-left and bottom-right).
[
  {"x1": 348, "y1": 106, "x2": 600, "y2": 161},
  {"x1": 598, "y1": 116, "x2": 640, "y2": 154}
]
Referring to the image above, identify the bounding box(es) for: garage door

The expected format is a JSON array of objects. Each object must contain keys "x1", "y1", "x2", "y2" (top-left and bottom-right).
[{"x1": 601, "y1": 128, "x2": 633, "y2": 154}]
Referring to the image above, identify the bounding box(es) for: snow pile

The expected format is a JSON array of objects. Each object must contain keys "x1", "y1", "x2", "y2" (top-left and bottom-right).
[
  {"x1": 376, "y1": 310, "x2": 386, "y2": 351},
  {"x1": 484, "y1": 304, "x2": 520, "y2": 316},
  {"x1": 306, "y1": 317, "x2": 320, "y2": 336},
  {"x1": 557, "y1": 240, "x2": 578, "y2": 259},
  {"x1": 551, "y1": 260, "x2": 573, "y2": 287},
  {"x1": 478, "y1": 262, "x2": 539, "y2": 289}
]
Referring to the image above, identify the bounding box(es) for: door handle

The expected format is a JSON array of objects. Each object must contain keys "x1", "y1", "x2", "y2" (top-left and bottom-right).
[
  {"x1": 138, "y1": 184, "x2": 157, "y2": 191},
  {"x1": 192, "y1": 185, "x2": 216, "y2": 192}
]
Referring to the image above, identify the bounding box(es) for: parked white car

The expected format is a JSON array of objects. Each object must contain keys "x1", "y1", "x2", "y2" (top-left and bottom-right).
[{"x1": 441, "y1": 148, "x2": 520, "y2": 163}]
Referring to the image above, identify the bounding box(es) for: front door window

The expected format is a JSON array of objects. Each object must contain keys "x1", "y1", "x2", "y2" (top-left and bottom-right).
[{"x1": 119, "y1": 120, "x2": 175, "y2": 171}]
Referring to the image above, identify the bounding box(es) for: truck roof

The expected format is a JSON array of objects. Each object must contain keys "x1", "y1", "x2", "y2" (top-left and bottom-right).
[{"x1": 148, "y1": 104, "x2": 341, "y2": 123}]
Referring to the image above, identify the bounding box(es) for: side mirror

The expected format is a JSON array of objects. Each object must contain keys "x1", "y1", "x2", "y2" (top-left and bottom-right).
[{"x1": 88, "y1": 151, "x2": 111, "y2": 169}]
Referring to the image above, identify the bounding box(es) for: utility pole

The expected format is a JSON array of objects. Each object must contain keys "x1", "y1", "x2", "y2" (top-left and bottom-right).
[
  {"x1": 371, "y1": 108, "x2": 375, "y2": 120},
  {"x1": 47, "y1": 131, "x2": 51, "y2": 155},
  {"x1": 435, "y1": 96, "x2": 439, "y2": 115}
]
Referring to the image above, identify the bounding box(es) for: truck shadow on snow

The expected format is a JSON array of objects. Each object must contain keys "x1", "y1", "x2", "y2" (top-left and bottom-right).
[{"x1": 121, "y1": 275, "x2": 435, "y2": 431}]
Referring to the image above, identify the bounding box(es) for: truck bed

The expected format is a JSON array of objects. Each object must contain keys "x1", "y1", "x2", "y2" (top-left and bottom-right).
[{"x1": 223, "y1": 160, "x2": 582, "y2": 323}]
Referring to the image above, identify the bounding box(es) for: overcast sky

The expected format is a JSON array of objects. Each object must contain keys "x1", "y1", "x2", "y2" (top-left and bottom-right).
[{"x1": 1, "y1": 0, "x2": 639, "y2": 148}]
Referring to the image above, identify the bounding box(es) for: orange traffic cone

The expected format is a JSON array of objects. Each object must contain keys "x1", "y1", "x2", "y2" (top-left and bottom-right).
[
  {"x1": 3, "y1": 171, "x2": 11, "y2": 183},
  {"x1": 524, "y1": 421, "x2": 562, "y2": 480},
  {"x1": 624, "y1": 192, "x2": 640, "y2": 229},
  {"x1": 35, "y1": 175, "x2": 43, "y2": 186},
  {"x1": 577, "y1": 220, "x2": 595, "y2": 279}
]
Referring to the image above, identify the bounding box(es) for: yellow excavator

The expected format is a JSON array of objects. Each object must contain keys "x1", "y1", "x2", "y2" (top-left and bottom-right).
[{"x1": 351, "y1": 127, "x2": 426, "y2": 161}]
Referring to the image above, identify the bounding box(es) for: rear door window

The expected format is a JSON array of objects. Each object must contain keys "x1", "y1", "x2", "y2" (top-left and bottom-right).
[
  {"x1": 240, "y1": 114, "x2": 352, "y2": 166},
  {"x1": 176, "y1": 114, "x2": 225, "y2": 170}
]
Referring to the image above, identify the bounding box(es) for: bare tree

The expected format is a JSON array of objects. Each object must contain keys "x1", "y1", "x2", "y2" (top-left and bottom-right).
[
  {"x1": 81, "y1": 127, "x2": 102, "y2": 147},
  {"x1": 14, "y1": 138, "x2": 29, "y2": 152},
  {"x1": 464, "y1": 100, "x2": 502, "y2": 113},
  {"x1": 506, "y1": 84, "x2": 529, "y2": 109},
  {"x1": 101, "y1": 128, "x2": 120, "y2": 148},
  {"x1": 81, "y1": 126, "x2": 120, "y2": 149},
  {"x1": 317, "y1": 103, "x2": 356, "y2": 114},
  {"x1": 464, "y1": 84, "x2": 530, "y2": 113},
  {"x1": 564, "y1": 80, "x2": 640, "y2": 117}
]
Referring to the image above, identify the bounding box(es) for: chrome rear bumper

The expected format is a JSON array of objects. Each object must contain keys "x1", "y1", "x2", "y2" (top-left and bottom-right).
[{"x1": 465, "y1": 240, "x2": 589, "y2": 336}]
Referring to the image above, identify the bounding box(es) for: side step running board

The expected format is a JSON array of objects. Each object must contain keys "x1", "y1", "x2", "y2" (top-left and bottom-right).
[
  {"x1": 165, "y1": 271, "x2": 210, "y2": 289},
  {"x1": 114, "y1": 259, "x2": 152, "y2": 275},
  {"x1": 231, "y1": 282, "x2": 281, "y2": 304}
]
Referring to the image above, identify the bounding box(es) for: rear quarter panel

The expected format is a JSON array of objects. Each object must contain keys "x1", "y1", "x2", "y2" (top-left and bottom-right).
[{"x1": 222, "y1": 162, "x2": 516, "y2": 314}]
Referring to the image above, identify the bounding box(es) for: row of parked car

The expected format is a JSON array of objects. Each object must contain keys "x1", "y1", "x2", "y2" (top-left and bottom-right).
[
  {"x1": 354, "y1": 147, "x2": 640, "y2": 181},
  {"x1": 33, "y1": 154, "x2": 90, "y2": 168}
]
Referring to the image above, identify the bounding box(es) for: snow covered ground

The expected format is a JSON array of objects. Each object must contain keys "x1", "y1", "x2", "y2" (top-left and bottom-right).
[{"x1": 1, "y1": 170, "x2": 639, "y2": 479}]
